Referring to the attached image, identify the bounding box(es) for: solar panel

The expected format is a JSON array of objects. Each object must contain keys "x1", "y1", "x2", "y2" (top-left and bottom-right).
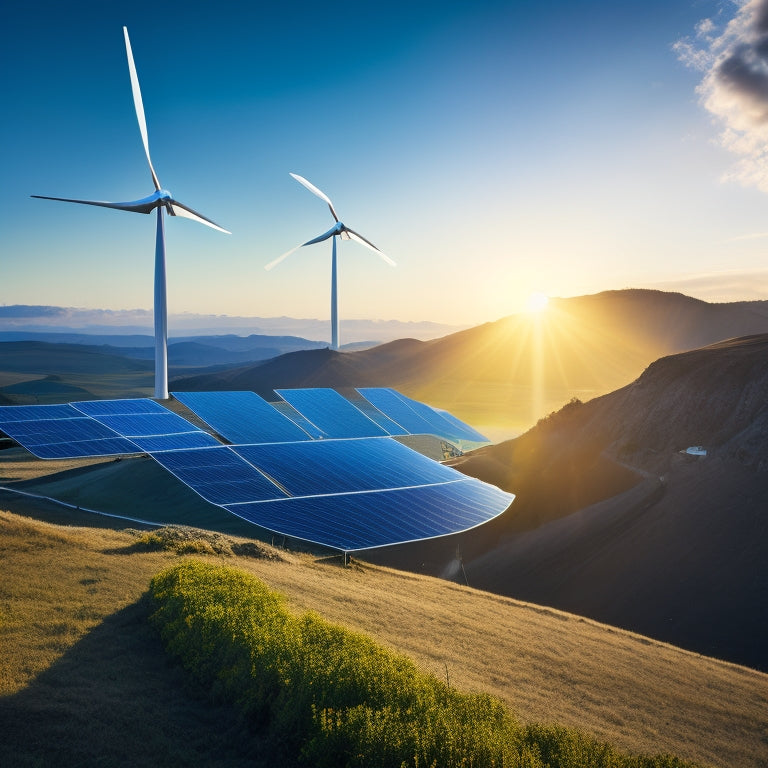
[
  {"x1": 275, "y1": 388, "x2": 389, "y2": 439},
  {"x1": 356, "y1": 388, "x2": 489, "y2": 443},
  {"x1": 341, "y1": 392, "x2": 410, "y2": 435},
  {"x1": 225, "y1": 478, "x2": 514, "y2": 552},
  {"x1": 430, "y1": 407, "x2": 489, "y2": 443},
  {"x1": 0, "y1": 408, "x2": 139, "y2": 459},
  {"x1": 72, "y1": 399, "x2": 220, "y2": 451},
  {"x1": 172, "y1": 391, "x2": 311, "y2": 444},
  {"x1": 129, "y1": 432, "x2": 220, "y2": 452},
  {"x1": 72, "y1": 398, "x2": 169, "y2": 416},
  {"x1": 269, "y1": 401, "x2": 327, "y2": 439},
  {"x1": 149, "y1": 446, "x2": 288, "y2": 505},
  {"x1": 355, "y1": 388, "x2": 438, "y2": 435},
  {"x1": 233, "y1": 437, "x2": 463, "y2": 497},
  {"x1": 397, "y1": 395, "x2": 488, "y2": 443},
  {"x1": 0, "y1": 404, "x2": 81, "y2": 422}
]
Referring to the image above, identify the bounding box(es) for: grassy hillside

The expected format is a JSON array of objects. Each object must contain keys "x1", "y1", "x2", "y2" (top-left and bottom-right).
[
  {"x1": 0, "y1": 501, "x2": 766, "y2": 766},
  {"x1": 409, "y1": 335, "x2": 768, "y2": 672}
]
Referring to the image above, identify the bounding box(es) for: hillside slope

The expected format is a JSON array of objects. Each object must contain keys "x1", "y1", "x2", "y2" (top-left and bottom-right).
[
  {"x1": 172, "y1": 290, "x2": 768, "y2": 434},
  {"x1": 0, "y1": 507, "x2": 765, "y2": 767},
  {"x1": 370, "y1": 335, "x2": 768, "y2": 671}
]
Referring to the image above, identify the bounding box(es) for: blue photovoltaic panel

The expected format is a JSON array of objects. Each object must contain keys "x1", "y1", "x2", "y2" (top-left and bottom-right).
[
  {"x1": 225, "y1": 478, "x2": 514, "y2": 552},
  {"x1": 72, "y1": 398, "x2": 169, "y2": 416},
  {"x1": 356, "y1": 388, "x2": 489, "y2": 443},
  {"x1": 84, "y1": 411, "x2": 205, "y2": 438},
  {"x1": 0, "y1": 408, "x2": 139, "y2": 459},
  {"x1": 233, "y1": 437, "x2": 463, "y2": 497},
  {"x1": 269, "y1": 401, "x2": 327, "y2": 439},
  {"x1": 72, "y1": 400, "x2": 219, "y2": 451},
  {"x1": 149, "y1": 446, "x2": 287, "y2": 505},
  {"x1": 398, "y1": 395, "x2": 488, "y2": 443},
  {"x1": 129, "y1": 432, "x2": 220, "y2": 452},
  {"x1": 341, "y1": 393, "x2": 409, "y2": 436},
  {"x1": 275, "y1": 388, "x2": 389, "y2": 439},
  {"x1": 0, "y1": 404, "x2": 81, "y2": 422},
  {"x1": 21, "y1": 437, "x2": 140, "y2": 460},
  {"x1": 172, "y1": 391, "x2": 311, "y2": 444},
  {"x1": 355, "y1": 388, "x2": 438, "y2": 435},
  {"x1": 431, "y1": 407, "x2": 489, "y2": 443}
]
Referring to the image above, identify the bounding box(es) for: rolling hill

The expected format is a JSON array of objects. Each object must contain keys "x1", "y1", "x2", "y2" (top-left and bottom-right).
[
  {"x1": 172, "y1": 290, "x2": 768, "y2": 436},
  {"x1": 0, "y1": 505, "x2": 765, "y2": 767},
  {"x1": 365, "y1": 334, "x2": 768, "y2": 672}
]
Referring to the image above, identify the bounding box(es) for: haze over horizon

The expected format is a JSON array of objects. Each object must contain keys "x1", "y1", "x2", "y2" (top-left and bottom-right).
[{"x1": 4, "y1": 1, "x2": 768, "y2": 327}]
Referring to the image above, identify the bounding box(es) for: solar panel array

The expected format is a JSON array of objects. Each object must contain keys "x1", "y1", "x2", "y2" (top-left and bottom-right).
[
  {"x1": 0, "y1": 389, "x2": 508, "y2": 552},
  {"x1": 150, "y1": 446, "x2": 287, "y2": 505},
  {"x1": 355, "y1": 387, "x2": 489, "y2": 443},
  {"x1": 172, "y1": 391, "x2": 311, "y2": 444},
  {"x1": 225, "y1": 478, "x2": 511, "y2": 552},
  {"x1": 232, "y1": 437, "x2": 461, "y2": 497},
  {"x1": 275, "y1": 388, "x2": 389, "y2": 439},
  {"x1": 0, "y1": 403, "x2": 139, "y2": 459},
  {"x1": 71, "y1": 398, "x2": 220, "y2": 452}
]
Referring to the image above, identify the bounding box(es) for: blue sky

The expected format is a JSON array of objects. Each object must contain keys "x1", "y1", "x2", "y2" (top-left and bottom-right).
[{"x1": 3, "y1": 0, "x2": 768, "y2": 327}]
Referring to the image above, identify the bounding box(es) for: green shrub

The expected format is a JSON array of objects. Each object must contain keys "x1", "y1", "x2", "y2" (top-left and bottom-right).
[{"x1": 148, "y1": 561, "x2": 701, "y2": 768}]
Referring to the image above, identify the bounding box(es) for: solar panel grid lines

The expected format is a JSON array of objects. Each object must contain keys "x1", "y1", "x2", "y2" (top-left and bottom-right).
[
  {"x1": 275, "y1": 388, "x2": 390, "y2": 439},
  {"x1": 171, "y1": 391, "x2": 312, "y2": 444},
  {"x1": 269, "y1": 400, "x2": 327, "y2": 439},
  {"x1": 83, "y1": 411, "x2": 206, "y2": 437},
  {"x1": 232, "y1": 436, "x2": 464, "y2": 497},
  {"x1": 129, "y1": 432, "x2": 221, "y2": 452},
  {"x1": 223, "y1": 478, "x2": 514, "y2": 552},
  {"x1": 0, "y1": 407, "x2": 142, "y2": 459},
  {"x1": 71, "y1": 398, "x2": 169, "y2": 416},
  {"x1": 400, "y1": 396, "x2": 488, "y2": 443},
  {"x1": 431, "y1": 407, "x2": 490, "y2": 443},
  {"x1": 71, "y1": 398, "x2": 221, "y2": 452},
  {"x1": 340, "y1": 392, "x2": 410, "y2": 435},
  {"x1": 148, "y1": 445, "x2": 288, "y2": 506},
  {"x1": 355, "y1": 387, "x2": 440, "y2": 435},
  {"x1": 0, "y1": 403, "x2": 82, "y2": 422}
]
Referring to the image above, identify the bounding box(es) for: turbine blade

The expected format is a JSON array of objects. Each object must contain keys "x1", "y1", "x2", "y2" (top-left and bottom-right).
[
  {"x1": 124, "y1": 27, "x2": 161, "y2": 191},
  {"x1": 265, "y1": 243, "x2": 304, "y2": 271},
  {"x1": 168, "y1": 201, "x2": 231, "y2": 234},
  {"x1": 31, "y1": 194, "x2": 158, "y2": 214},
  {"x1": 290, "y1": 172, "x2": 339, "y2": 221},
  {"x1": 345, "y1": 228, "x2": 396, "y2": 266}
]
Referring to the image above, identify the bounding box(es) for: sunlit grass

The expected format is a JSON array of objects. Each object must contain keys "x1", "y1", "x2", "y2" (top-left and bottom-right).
[{"x1": 1, "y1": 506, "x2": 765, "y2": 767}]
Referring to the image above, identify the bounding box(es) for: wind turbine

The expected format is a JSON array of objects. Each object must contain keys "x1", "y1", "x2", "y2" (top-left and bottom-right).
[
  {"x1": 32, "y1": 27, "x2": 230, "y2": 399},
  {"x1": 266, "y1": 173, "x2": 395, "y2": 350}
]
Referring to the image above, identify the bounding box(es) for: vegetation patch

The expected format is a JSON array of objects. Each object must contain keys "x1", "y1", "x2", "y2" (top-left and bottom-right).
[
  {"x1": 126, "y1": 526, "x2": 283, "y2": 560},
  {"x1": 149, "y1": 561, "x2": 699, "y2": 768}
]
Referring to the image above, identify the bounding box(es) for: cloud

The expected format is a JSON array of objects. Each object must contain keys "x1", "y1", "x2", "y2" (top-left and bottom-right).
[
  {"x1": 676, "y1": 0, "x2": 768, "y2": 191},
  {"x1": 647, "y1": 267, "x2": 768, "y2": 301}
]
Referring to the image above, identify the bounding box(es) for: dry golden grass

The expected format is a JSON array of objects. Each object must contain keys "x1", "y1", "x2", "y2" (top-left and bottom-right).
[{"x1": 0, "y1": 498, "x2": 766, "y2": 767}]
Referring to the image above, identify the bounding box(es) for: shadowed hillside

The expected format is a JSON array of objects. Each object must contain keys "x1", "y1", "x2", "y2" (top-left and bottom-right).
[
  {"x1": 366, "y1": 334, "x2": 768, "y2": 671},
  {"x1": 172, "y1": 290, "x2": 768, "y2": 437}
]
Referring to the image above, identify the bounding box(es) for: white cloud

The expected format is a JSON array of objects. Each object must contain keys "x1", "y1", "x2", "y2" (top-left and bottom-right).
[
  {"x1": 648, "y1": 267, "x2": 768, "y2": 301},
  {"x1": 677, "y1": 0, "x2": 768, "y2": 191}
]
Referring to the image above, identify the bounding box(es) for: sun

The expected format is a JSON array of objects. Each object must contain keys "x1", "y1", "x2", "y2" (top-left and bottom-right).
[{"x1": 526, "y1": 292, "x2": 549, "y2": 313}]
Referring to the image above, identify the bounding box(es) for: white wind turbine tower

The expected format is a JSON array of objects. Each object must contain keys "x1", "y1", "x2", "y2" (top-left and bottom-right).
[
  {"x1": 266, "y1": 173, "x2": 395, "y2": 350},
  {"x1": 32, "y1": 27, "x2": 230, "y2": 400}
]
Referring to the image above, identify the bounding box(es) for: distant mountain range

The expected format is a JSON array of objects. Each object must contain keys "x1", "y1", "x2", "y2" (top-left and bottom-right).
[
  {"x1": 5, "y1": 289, "x2": 768, "y2": 434},
  {"x1": 0, "y1": 305, "x2": 463, "y2": 344},
  {"x1": 365, "y1": 333, "x2": 768, "y2": 672}
]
